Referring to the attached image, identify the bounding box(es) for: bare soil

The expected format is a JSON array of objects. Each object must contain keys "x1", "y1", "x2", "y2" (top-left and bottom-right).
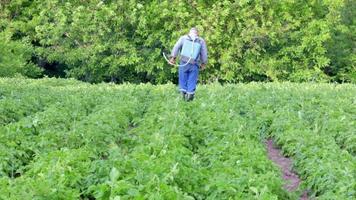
[{"x1": 266, "y1": 139, "x2": 309, "y2": 200}]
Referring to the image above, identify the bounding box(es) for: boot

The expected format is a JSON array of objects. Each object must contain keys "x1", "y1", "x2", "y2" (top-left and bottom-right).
[
  {"x1": 180, "y1": 91, "x2": 186, "y2": 100},
  {"x1": 185, "y1": 93, "x2": 194, "y2": 101}
]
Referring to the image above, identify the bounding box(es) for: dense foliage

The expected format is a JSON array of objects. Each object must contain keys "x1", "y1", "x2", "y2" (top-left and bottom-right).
[
  {"x1": 0, "y1": 78, "x2": 355, "y2": 199},
  {"x1": 0, "y1": 0, "x2": 355, "y2": 83}
]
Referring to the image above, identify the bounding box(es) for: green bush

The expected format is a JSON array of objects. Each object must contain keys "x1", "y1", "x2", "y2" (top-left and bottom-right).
[
  {"x1": 0, "y1": 0, "x2": 354, "y2": 83},
  {"x1": 0, "y1": 31, "x2": 42, "y2": 78}
]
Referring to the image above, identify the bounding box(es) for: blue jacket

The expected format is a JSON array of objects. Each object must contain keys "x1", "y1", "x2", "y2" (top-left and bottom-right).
[{"x1": 171, "y1": 35, "x2": 208, "y2": 64}]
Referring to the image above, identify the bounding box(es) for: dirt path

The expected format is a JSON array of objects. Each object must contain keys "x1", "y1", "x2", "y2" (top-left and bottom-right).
[{"x1": 266, "y1": 139, "x2": 309, "y2": 200}]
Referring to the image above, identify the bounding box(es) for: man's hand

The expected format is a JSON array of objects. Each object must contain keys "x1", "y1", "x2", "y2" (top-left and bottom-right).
[
  {"x1": 169, "y1": 57, "x2": 176, "y2": 65},
  {"x1": 200, "y1": 63, "x2": 206, "y2": 70}
]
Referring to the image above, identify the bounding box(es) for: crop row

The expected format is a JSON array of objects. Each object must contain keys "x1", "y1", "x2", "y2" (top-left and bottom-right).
[
  {"x1": 252, "y1": 83, "x2": 355, "y2": 199},
  {"x1": 82, "y1": 85, "x2": 293, "y2": 199},
  {"x1": 0, "y1": 79, "x2": 355, "y2": 200},
  {"x1": 0, "y1": 78, "x2": 95, "y2": 126},
  {"x1": 0, "y1": 84, "x2": 152, "y2": 199},
  {"x1": 0, "y1": 86, "x2": 106, "y2": 178}
]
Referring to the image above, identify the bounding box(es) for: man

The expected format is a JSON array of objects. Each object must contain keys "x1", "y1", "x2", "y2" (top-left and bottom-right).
[{"x1": 169, "y1": 27, "x2": 208, "y2": 101}]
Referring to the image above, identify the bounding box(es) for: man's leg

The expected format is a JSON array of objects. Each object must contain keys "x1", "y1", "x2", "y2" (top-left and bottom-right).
[
  {"x1": 186, "y1": 64, "x2": 199, "y2": 101},
  {"x1": 178, "y1": 65, "x2": 188, "y2": 98}
]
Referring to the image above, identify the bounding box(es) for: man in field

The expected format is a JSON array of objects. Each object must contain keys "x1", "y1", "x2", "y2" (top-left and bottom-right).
[{"x1": 169, "y1": 27, "x2": 208, "y2": 101}]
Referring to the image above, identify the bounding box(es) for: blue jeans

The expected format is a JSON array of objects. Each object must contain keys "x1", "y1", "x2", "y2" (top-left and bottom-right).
[{"x1": 179, "y1": 62, "x2": 199, "y2": 94}]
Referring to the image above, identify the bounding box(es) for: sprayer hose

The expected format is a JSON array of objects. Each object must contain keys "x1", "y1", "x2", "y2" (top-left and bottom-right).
[{"x1": 163, "y1": 38, "x2": 196, "y2": 67}]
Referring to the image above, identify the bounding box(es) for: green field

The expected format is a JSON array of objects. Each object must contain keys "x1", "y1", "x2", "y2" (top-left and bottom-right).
[{"x1": 0, "y1": 78, "x2": 355, "y2": 200}]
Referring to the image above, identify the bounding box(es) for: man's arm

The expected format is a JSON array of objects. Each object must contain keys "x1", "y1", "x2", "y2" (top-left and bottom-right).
[
  {"x1": 200, "y1": 39, "x2": 208, "y2": 69},
  {"x1": 171, "y1": 36, "x2": 184, "y2": 58}
]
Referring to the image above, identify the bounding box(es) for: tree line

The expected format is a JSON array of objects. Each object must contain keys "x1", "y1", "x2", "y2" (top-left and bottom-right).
[{"x1": 0, "y1": 0, "x2": 354, "y2": 83}]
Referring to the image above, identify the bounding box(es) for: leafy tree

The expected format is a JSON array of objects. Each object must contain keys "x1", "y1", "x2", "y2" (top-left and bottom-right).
[
  {"x1": 0, "y1": 30, "x2": 42, "y2": 78},
  {"x1": 0, "y1": 0, "x2": 354, "y2": 83},
  {"x1": 325, "y1": 0, "x2": 356, "y2": 83}
]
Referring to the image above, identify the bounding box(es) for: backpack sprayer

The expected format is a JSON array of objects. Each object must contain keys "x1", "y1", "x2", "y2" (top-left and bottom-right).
[{"x1": 163, "y1": 36, "x2": 202, "y2": 67}]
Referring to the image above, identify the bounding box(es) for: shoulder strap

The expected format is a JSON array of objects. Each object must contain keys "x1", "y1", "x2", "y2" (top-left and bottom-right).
[
  {"x1": 184, "y1": 35, "x2": 202, "y2": 45},
  {"x1": 186, "y1": 35, "x2": 192, "y2": 41}
]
